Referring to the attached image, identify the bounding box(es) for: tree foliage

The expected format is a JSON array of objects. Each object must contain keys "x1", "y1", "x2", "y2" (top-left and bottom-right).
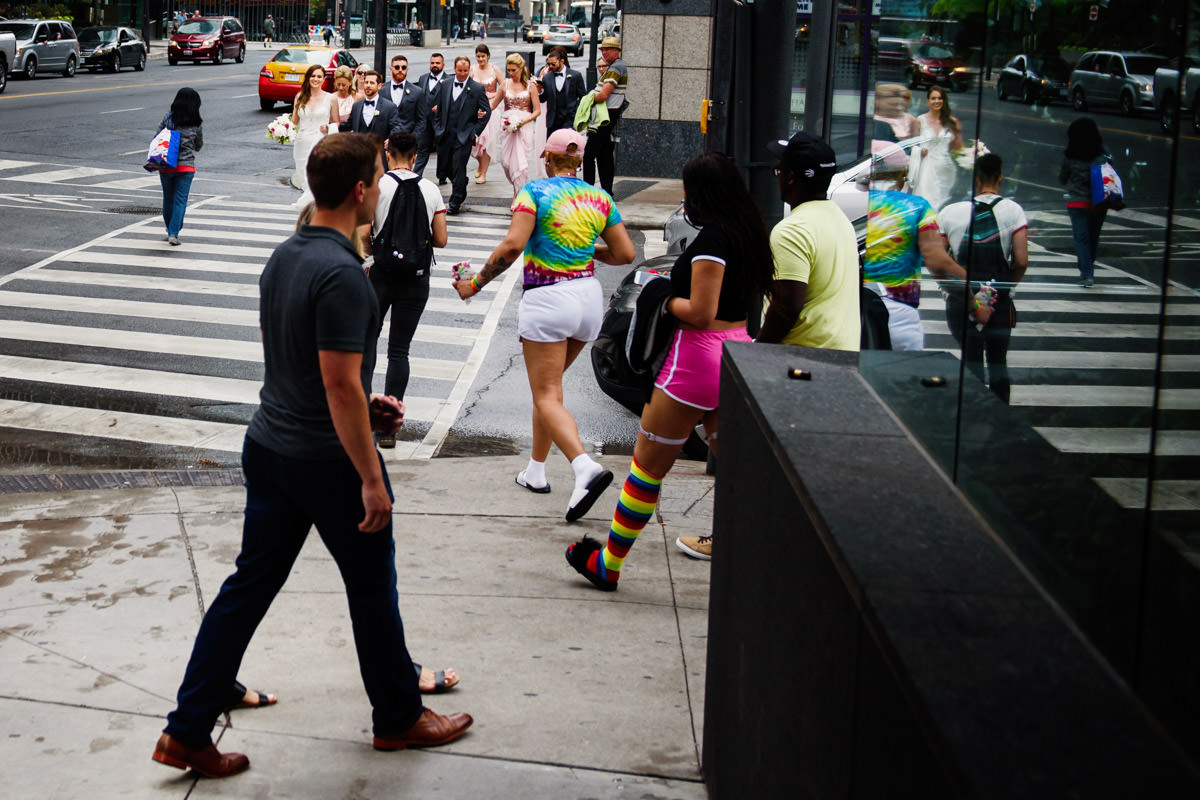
[{"x1": 930, "y1": 0, "x2": 1071, "y2": 17}]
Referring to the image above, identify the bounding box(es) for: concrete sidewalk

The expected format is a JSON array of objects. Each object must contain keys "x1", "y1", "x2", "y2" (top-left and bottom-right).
[{"x1": 0, "y1": 454, "x2": 713, "y2": 798}]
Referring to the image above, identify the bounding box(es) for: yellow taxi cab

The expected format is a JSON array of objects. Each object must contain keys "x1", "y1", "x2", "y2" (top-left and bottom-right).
[{"x1": 258, "y1": 45, "x2": 359, "y2": 111}]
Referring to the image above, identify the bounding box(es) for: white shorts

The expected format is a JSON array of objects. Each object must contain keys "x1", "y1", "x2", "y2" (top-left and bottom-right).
[
  {"x1": 517, "y1": 277, "x2": 604, "y2": 343},
  {"x1": 881, "y1": 296, "x2": 925, "y2": 351}
]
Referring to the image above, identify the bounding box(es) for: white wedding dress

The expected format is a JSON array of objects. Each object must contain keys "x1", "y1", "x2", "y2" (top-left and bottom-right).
[
  {"x1": 292, "y1": 93, "x2": 332, "y2": 201},
  {"x1": 912, "y1": 116, "x2": 956, "y2": 211}
]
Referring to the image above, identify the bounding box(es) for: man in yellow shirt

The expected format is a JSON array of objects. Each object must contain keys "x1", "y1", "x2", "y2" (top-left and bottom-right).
[{"x1": 757, "y1": 132, "x2": 860, "y2": 351}]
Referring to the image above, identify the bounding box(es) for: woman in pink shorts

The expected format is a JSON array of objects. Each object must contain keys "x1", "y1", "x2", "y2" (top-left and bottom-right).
[{"x1": 567, "y1": 151, "x2": 775, "y2": 590}]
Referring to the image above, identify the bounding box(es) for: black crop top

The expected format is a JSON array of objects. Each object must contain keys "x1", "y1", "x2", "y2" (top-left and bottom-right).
[{"x1": 669, "y1": 225, "x2": 753, "y2": 322}]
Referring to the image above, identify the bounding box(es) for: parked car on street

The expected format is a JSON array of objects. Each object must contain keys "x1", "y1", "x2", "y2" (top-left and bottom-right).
[
  {"x1": 1069, "y1": 50, "x2": 1167, "y2": 116},
  {"x1": 79, "y1": 26, "x2": 147, "y2": 73},
  {"x1": 0, "y1": 29, "x2": 13, "y2": 92},
  {"x1": 543, "y1": 24, "x2": 583, "y2": 57},
  {"x1": 1153, "y1": 55, "x2": 1200, "y2": 133},
  {"x1": 0, "y1": 18, "x2": 79, "y2": 79},
  {"x1": 169, "y1": 16, "x2": 245, "y2": 65},
  {"x1": 996, "y1": 53, "x2": 1071, "y2": 105},
  {"x1": 525, "y1": 23, "x2": 548, "y2": 43},
  {"x1": 877, "y1": 37, "x2": 970, "y2": 92},
  {"x1": 258, "y1": 45, "x2": 359, "y2": 111}
]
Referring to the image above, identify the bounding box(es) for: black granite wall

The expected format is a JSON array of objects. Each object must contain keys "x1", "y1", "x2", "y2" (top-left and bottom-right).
[
  {"x1": 617, "y1": 118, "x2": 705, "y2": 178},
  {"x1": 702, "y1": 343, "x2": 1200, "y2": 798}
]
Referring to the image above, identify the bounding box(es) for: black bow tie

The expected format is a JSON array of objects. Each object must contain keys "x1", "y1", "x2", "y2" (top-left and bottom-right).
[
  {"x1": 454, "y1": 82, "x2": 464, "y2": 88},
  {"x1": 364, "y1": 100, "x2": 375, "y2": 106}
]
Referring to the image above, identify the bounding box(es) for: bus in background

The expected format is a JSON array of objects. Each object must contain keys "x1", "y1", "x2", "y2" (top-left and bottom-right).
[{"x1": 568, "y1": 1, "x2": 617, "y2": 43}]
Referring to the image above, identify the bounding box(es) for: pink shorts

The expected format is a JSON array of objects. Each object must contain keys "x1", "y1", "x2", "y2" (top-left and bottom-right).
[{"x1": 654, "y1": 327, "x2": 753, "y2": 410}]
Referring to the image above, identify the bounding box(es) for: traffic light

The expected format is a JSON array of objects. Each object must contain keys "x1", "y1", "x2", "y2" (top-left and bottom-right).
[{"x1": 509, "y1": 0, "x2": 515, "y2": 9}]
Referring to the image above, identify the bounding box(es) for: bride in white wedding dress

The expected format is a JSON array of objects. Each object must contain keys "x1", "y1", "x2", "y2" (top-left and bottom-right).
[
  {"x1": 291, "y1": 64, "x2": 335, "y2": 205},
  {"x1": 910, "y1": 86, "x2": 964, "y2": 211}
]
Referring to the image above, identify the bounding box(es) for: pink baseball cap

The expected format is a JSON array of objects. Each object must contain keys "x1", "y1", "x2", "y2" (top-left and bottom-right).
[{"x1": 543, "y1": 128, "x2": 586, "y2": 157}]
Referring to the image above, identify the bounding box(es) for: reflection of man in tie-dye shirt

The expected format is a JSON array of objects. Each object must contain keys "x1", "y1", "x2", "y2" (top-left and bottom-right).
[
  {"x1": 864, "y1": 188, "x2": 966, "y2": 350},
  {"x1": 512, "y1": 177, "x2": 622, "y2": 290}
]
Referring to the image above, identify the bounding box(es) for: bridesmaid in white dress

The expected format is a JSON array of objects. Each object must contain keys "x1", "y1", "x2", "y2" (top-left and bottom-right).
[
  {"x1": 912, "y1": 86, "x2": 963, "y2": 210},
  {"x1": 492, "y1": 53, "x2": 541, "y2": 202},
  {"x1": 470, "y1": 44, "x2": 505, "y2": 184},
  {"x1": 290, "y1": 64, "x2": 335, "y2": 197}
]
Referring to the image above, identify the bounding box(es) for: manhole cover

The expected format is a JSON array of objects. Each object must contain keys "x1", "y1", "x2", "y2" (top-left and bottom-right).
[{"x1": 104, "y1": 205, "x2": 161, "y2": 215}]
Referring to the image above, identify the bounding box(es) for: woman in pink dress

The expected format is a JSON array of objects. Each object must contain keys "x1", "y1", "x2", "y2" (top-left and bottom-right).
[
  {"x1": 492, "y1": 53, "x2": 542, "y2": 202},
  {"x1": 331, "y1": 66, "x2": 355, "y2": 125},
  {"x1": 470, "y1": 44, "x2": 505, "y2": 184}
]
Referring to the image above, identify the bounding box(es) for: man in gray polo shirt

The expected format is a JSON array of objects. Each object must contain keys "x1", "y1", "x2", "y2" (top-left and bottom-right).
[{"x1": 152, "y1": 134, "x2": 472, "y2": 780}]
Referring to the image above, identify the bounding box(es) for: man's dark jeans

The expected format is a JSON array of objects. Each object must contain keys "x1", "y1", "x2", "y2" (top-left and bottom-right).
[
  {"x1": 371, "y1": 274, "x2": 430, "y2": 401},
  {"x1": 163, "y1": 437, "x2": 423, "y2": 747},
  {"x1": 945, "y1": 293, "x2": 1014, "y2": 404}
]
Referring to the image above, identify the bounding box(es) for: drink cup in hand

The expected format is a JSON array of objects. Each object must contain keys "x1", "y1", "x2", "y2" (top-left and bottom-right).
[{"x1": 452, "y1": 262, "x2": 475, "y2": 304}]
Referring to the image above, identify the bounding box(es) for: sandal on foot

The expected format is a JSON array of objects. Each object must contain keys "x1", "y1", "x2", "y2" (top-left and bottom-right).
[
  {"x1": 225, "y1": 680, "x2": 277, "y2": 711},
  {"x1": 565, "y1": 538, "x2": 618, "y2": 591},
  {"x1": 414, "y1": 662, "x2": 460, "y2": 693},
  {"x1": 566, "y1": 470, "x2": 613, "y2": 522},
  {"x1": 515, "y1": 470, "x2": 551, "y2": 494}
]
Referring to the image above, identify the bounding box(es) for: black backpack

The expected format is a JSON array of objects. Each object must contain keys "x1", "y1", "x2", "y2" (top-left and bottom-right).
[
  {"x1": 955, "y1": 198, "x2": 1013, "y2": 291},
  {"x1": 371, "y1": 173, "x2": 432, "y2": 280}
]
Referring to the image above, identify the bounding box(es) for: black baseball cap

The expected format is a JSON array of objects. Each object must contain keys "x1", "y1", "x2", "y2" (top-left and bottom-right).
[{"x1": 767, "y1": 131, "x2": 838, "y2": 179}]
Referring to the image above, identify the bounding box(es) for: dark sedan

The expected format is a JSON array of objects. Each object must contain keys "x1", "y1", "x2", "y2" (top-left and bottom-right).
[
  {"x1": 997, "y1": 54, "x2": 1070, "y2": 105},
  {"x1": 79, "y1": 26, "x2": 147, "y2": 72}
]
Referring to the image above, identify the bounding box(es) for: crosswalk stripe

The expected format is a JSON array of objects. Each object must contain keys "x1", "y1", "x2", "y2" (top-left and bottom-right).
[
  {"x1": 0, "y1": 160, "x2": 39, "y2": 171},
  {"x1": 1034, "y1": 427, "x2": 1200, "y2": 456},
  {"x1": 922, "y1": 319, "x2": 1199, "y2": 339},
  {"x1": 12, "y1": 268, "x2": 260, "y2": 298},
  {"x1": 0, "y1": 396, "x2": 248, "y2": 453},
  {"x1": 18, "y1": 167, "x2": 122, "y2": 183},
  {"x1": 88, "y1": 237, "x2": 278, "y2": 259},
  {"x1": 1093, "y1": 478, "x2": 1200, "y2": 512},
  {"x1": 50, "y1": 250, "x2": 265, "y2": 275},
  {"x1": 88, "y1": 176, "x2": 162, "y2": 190},
  {"x1": 0, "y1": 353, "x2": 448, "y2": 421},
  {"x1": 1012, "y1": 386, "x2": 1198, "y2": 409},
  {"x1": 926, "y1": 348, "x2": 1200, "y2": 371}
]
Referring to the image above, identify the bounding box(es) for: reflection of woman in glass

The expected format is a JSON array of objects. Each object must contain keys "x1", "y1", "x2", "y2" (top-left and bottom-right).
[
  {"x1": 912, "y1": 86, "x2": 963, "y2": 210},
  {"x1": 1059, "y1": 117, "x2": 1107, "y2": 288},
  {"x1": 873, "y1": 83, "x2": 918, "y2": 141}
]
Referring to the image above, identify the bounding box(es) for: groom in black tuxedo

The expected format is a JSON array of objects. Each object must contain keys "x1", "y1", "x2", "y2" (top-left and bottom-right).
[
  {"x1": 413, "y1": 53, "x2": 449, "y2": 180},
  {"x1": 426, "y1": 56, "x2": 490, "y2": 215},
  {"x1": 537, "y1": 47, "x2": 586, "y2": 135},
  {"x1": 339, "y1": 71, "x2": 400, "y2": 169}
]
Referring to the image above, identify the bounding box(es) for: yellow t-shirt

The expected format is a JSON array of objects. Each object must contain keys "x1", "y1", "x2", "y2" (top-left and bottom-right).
[{"x1": 770, "y1": 200, "x2": 861, "y2": 351}]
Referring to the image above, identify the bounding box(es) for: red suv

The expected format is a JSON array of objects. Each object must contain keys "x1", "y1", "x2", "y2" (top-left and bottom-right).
[
  {"x1": 169, "y1": 16, "x2": 245, "y2": 65},
  {"x1": 878, "y1": 37, "x2": 970, "y2": 92}
]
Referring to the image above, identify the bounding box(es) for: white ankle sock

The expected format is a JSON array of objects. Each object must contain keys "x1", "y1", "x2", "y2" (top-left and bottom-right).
[
  {"x1": 570, "y1": 454, "x2": 602, "y2": 489},
  {"x1": 523, "y1": 458, "x2": 547, "y2": 488}
]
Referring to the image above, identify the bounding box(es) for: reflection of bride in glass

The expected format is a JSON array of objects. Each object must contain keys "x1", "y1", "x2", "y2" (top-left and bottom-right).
[{"x1": 908, "y1": 86, "x2": 963, "y2": 210}]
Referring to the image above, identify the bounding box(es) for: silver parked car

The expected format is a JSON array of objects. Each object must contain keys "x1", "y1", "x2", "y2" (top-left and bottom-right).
[
  {"x1": 542, "y1": 24, "x2": 583, "y2": 57},
  {"x1": 1069, "y1": 50, "x2": 1167, "y2": 116},
  {"x1": 0, "y1": 18, "x2": 79, "y2": 79}
]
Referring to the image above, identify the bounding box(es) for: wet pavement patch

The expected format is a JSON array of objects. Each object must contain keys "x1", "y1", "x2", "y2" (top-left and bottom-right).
[{"x1": 0, "y1": 469, "x2": 243, "y2": 495}]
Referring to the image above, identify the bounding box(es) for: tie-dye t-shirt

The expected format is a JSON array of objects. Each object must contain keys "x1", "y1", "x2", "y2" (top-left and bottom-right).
[
  {"x1": 512, "y1": 176, "x2": 622, "y2": 290},
  {"x1": 864, "y1": 190, "x2": 939, "y2": 307}
]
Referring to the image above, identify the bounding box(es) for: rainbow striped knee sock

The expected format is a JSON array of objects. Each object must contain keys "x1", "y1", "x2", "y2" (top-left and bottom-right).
[{"x1": 588, "y1": 457, "x2": 663, "y2": 583}]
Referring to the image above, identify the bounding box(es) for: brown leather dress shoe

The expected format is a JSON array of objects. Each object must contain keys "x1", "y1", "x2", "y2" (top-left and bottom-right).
[
  {"x1": 152, "y1": 733, "x2": 250, "y2": 779},
  {"x1": 372, "y1": 708, "x2": 474, "y2": 751}
]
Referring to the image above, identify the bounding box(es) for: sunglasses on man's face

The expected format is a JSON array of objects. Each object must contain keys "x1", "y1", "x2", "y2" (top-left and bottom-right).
[{"x1": 392, "y1": 65, "x2": 407, "y2": 70}]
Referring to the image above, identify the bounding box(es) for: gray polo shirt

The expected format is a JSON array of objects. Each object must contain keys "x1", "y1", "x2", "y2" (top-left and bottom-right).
[{"x1": 247, "y1": 225, "x2": 380, "y2": 460}]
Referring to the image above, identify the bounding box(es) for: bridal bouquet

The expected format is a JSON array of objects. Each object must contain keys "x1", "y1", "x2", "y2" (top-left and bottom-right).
[
  {"x1": 501, "y1": 111, "x2": 524, "y2": 133},
  {"x1": 266, "y1": 114, "x2": 295, "y2": 145},
  {"x1": 953, "y1": 139, "x2": 989, "y2": 170}
]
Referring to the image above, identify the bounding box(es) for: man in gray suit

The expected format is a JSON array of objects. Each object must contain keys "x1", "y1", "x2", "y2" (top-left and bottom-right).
[
  {"x1": 413, "y1": 53, "x2": 449, "y2": 180},
  {"x1": 380, "y1": 54, "x2": 423, "y2": 134},
  {"x1": 424, "y1": 55, "x2": 490, "y2": 215}
]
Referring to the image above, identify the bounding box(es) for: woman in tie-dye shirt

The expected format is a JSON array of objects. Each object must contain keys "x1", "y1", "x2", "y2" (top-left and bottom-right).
[{"x1": 454, "y1": 128, "x2": 635, "y2": 523}]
